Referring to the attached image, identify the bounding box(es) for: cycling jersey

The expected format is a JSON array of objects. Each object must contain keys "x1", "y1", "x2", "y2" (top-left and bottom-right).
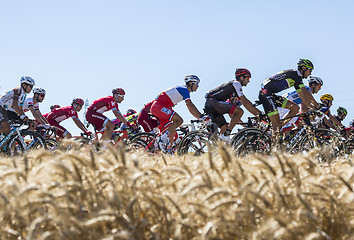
[
  {"x1": 150, "y1": 85, "x2": 191, "y2": 128},
  {"x1": 0, "y1": 87, "x2": 26, "y2": 109},
  {"x1": 155, "y1": 86, "x2": 191, "y2": 107},
  {"x1": 45, "y1": 106, "x2": 78, "y2": 123},
  {"x1": 8, "y1": 97, "x2": 39, "y2": 113},
  {"x1": 282, "y1": 86, "x2": 311, "y2": 105},
  {"x1": 261, "y1": 69, "x2": 305, "y2": 94},
  {"x1": 88, "y1": 96, "x2": 119, "y2": 114},
  {"x1": 205, "y1": 80, "x2": 244, "y2": 101}
]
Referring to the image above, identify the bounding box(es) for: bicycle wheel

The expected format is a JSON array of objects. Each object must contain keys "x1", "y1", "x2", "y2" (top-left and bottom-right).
[
  {"x1": 177, "y1": 131, "x2": 213, "y2": 156},
  {"x1": 300, "y1": 128, "x2": 342, "y2": 162},
  {"x1": 44, "y1": 138, "x2": 59, "y2": 151},
  {"x1": 231, "y1": 128, "x2": 271, "y2": 157},
  {"x1": 6, "y1": 135, "x2": 25, "y2": 156},
  {"x1": 20, "y1": 130, "x2": 46, "y2": 150},
  {"x1": 128, "y1": 132, "x2": 157, "y2": 153}
]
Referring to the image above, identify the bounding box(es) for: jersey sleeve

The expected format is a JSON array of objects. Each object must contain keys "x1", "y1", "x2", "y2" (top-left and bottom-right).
[
  {"x1": 232, "y1": 81, "x2": 244, "y2": 97},
  {"x1": 291, "y1": 72, "x2": 305, "y2": 91},
  {"x1": 176, "y1": 86, "x2": 191, "y2": 101}
]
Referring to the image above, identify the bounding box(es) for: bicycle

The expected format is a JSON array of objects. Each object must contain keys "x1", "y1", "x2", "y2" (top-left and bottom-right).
[
  {"x1": 0, "y1": 120, "x2": 45, "y2": 156},
  {"x1": 231, "y1": 110, "x2": 342, "y2": 161}
]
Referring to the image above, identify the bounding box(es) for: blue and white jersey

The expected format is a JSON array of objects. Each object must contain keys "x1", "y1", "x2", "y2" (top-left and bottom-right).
[{"x1": 282, "y1": 86, "x2": 311, "y2": 105}]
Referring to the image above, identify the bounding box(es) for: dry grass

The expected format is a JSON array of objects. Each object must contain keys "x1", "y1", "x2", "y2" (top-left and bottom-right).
[{"x1": 0, "y1": 142, "x2": 353, "y2": 240}]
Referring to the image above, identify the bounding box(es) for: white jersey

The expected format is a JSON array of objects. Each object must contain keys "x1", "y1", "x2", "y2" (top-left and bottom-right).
[
  {"x1": 0, "y1": 87, "x2": 26, "y2": 110},
  {"x1": 8, "y1": 97, "x2": 39, "y2": 113}
]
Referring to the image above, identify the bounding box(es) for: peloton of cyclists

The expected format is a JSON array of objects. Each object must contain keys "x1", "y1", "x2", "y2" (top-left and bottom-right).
[
  {"x1": 204, "y1": 68, "x2": 263, "y2": 142},
  {"x1": 7, "y1": 87, "x2": 50, "y2": 130},
  {"x1": 258, "y1": 59, "x2": 320, "y2": 144}
]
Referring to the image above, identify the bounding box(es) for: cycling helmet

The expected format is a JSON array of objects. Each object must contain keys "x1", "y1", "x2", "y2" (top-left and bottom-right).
[
  {"x1": 50, "y1": 105, "x2": 60, "y2": 111},
  {"x1": 308, "y1": 75, "x2": 323, "y2": 85},
  {"x1": 297, "y1": 59, "x2": 314, "y2": 70},
  {"x1": 320, "y1": 94, "x2": 334, "y2": 102},
  {"x1": 184, "y1": 75, "x2": 200, "y2": 83},
  {"x1": 20, "y1": 76, "x2": 35, "y2": 86},
  {"x1": 337, "y1": 106, "x2": 347, "y2": 116},
  {"x1": 112, "y1": 88, "x2": 125, "y2": 95},
  {"x1": 126, "y1": 109, "x2": 137, "y2": 116},
  {"x1": 235, "y1": 68, "x2": 251, "y2": 78},
  {"x1": 72, "y1": 98, "x2": 84, "y2": 106},
  {"x1": 33, "y1": 87, "x2": 46, "y2": 95}
]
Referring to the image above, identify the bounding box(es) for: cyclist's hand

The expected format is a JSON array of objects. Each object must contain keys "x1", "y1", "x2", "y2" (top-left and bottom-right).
[
  {"x1": 20, "y1": 115, "x2": 29, "y2": 122},
  {"x1": 43, "y1": 124, "x2": 51, "y2": 129},
  {"x1": 258, "y1": 112, "x2": 267, "y2": 121},
  {"x1": 201, "y1": 115, "x2": 210, "y2": 122},
  {"x1": 84, "y1": 130, "x2": 92, "y2": 136}
]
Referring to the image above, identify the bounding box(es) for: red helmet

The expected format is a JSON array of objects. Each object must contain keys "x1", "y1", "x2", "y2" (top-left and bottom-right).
[
  {"x1": 112, "y1": 88, "x2": 125, "y2": 95},
  {"x1": 235, "y1": 68, "x2": 251, "y2": 78},
  {"x1": 72, "y1": 98, "x2": 84, "y2": 106}
]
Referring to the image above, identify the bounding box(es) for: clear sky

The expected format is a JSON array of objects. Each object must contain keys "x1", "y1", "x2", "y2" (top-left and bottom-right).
[{"x1": 1, "y1": 0, "x2": 353, "y2": 135}]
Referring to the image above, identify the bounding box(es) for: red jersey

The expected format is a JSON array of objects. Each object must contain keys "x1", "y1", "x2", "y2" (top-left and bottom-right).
[
  {"x1": 88, "y1": 96, "x2": 119, "y2": 114},
  {"x1": 45, "y1": 106, "x2": 78, "y2": 123}
]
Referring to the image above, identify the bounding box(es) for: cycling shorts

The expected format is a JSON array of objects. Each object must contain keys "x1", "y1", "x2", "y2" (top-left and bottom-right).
[
  {"x1": 0, "y1": 106, "x2": 9, "y2": 123},
  {"x1": 258, "y1": 90, "x2": 287, "y2": 117},
  {"x1": 85, "y1": 109, "x2": 109, "y2": 132},
  {"x1": 138, "y1": 102, "x2": 158, "y2": 132},
  {"x1": 150, "y1": 100, "x2": 175, "y2": 129},
  {"x1": 204, "y1": 98, "x2": 237, "y2": 128}
]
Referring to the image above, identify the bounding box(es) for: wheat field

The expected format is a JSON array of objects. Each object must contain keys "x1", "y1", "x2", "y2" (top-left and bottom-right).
[{"x1": 0, "y1": 142, "x2": 353, "y2": 240}]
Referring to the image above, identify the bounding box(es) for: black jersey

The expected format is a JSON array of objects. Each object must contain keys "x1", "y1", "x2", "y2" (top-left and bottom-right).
[
  {"x1": 205, "y1": 80, "x2": 244, "y2": 101},
  {"x1": 261, "y1": 69, "x2": 305, "y2": 94}
]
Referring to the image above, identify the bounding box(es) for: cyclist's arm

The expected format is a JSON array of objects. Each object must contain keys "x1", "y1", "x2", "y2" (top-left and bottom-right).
[
  {"x1": 185, "y1": 100, "x2": 203, "y2": 119},
  {"x1": 73, "y1": 118, "x2": 88, "y2": 133},
  {"x1": 328, "y1": 113, "x2": 344, "y2": 129},
  {"x1": 298, "y1": 87, "x2": 319, "y2": 109},
  {"x1": 239, "y1": 95, "x2": 261, "y2": 116},
  {"x1": 112, "y1": 109, "x2": 129, "y2": 125},
  {"x1": 12, "y1": 97, "x2": 26, "y2": 118},
  {"x1": 30, "y1": 107, "x2": 49, "y2": 125}
]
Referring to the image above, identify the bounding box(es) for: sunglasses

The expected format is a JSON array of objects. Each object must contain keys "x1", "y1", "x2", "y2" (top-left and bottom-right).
[{"x1": 116, "y1": 94, "x2": 124, "y2": 99}]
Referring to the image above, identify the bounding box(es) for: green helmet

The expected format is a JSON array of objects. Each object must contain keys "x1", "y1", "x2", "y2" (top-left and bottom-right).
[
  {"x1": 297, "y1": 59, "x2": 314, "y2": 70},
  {"x1": 337, "y1": 106, "x2": 347, "y2": 116}
]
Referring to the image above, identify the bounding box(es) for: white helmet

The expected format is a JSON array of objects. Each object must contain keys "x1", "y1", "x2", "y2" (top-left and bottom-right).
[
  {"x1": 308, "y1": 75, "x2": 323, "y2": 85},
  {"x1": 20, "y1": 76, "x2": 35, "y2": 86},
  {"x1": 184, "y1": 75, "x2": 200, "y2": 83},
  {"x1": 33, "y1": 87, "x2": 46, "y2": 95},
  {"x1": 350, "y1": 118, "x2": 354, "y2": 127}
]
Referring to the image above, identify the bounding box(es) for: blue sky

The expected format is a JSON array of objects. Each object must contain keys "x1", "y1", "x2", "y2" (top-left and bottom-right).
[{"x1": 1, "y1": 0, "x2": 353, "y2": 134}]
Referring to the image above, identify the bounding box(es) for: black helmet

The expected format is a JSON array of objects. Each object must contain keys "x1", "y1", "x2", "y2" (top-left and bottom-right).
[{"x1": 297, "y1": 59, "x2": 314, "y2": 70}]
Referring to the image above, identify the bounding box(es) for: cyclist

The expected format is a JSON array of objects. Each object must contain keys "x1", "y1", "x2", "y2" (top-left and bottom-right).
[
  {"x1": 137, "y1": 100, "x2": 159, "y2": 133},
  {"x1": 0, "y1": 76, "x2": 35, "y2": 136},
  {"x1": 259, "y1": 59, "x2": 320, "y2": 143},
  {"x1": 150, "y1": 74, "x2": 207, "y2": 153},
  {"x1": 44, "y1": 98, "x2": 91, "y2": 138},
  {"x1": 85, "y1": 88, "x2": 136, "y2": 140},
  {"x1": 279, "y1": 75, "x2": 323, "y2": 131},
  {"x1": 204, "y1": 68, "x2": 263, "y2": 142},
  {"x1": 334, "y1": 107, "x2": 347, "y2": 123},
  {"x1": 318, "y1": 94, "x2": 345, "y2": 130},
  {"x1": 112, "y1": 108, "x2": 137, "y2": 129},
  {"x1": 118, "y1": 109, "x2": 140, "y2": 137},
  {"x1": 6, "y1": 87, "x2": 50, "y2": 129}
]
